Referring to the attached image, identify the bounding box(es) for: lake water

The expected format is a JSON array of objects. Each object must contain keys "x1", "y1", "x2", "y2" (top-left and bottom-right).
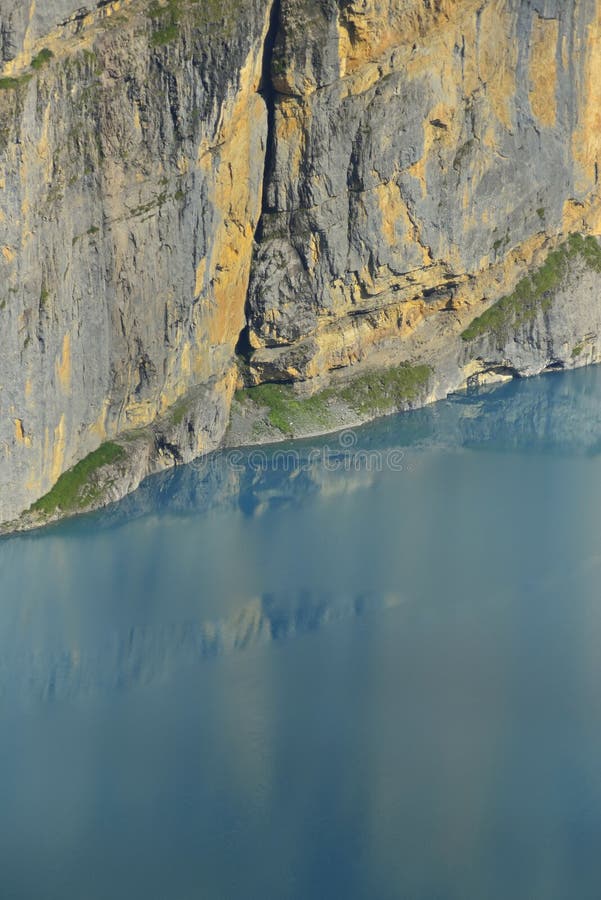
[{"x1": 2, "y1": 368, "x2": 601, "y2": 899}]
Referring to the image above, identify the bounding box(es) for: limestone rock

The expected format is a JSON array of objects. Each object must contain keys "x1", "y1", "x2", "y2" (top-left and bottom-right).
[{"x1": 3, "y1": 0, "x2": 601, "y2": 527}]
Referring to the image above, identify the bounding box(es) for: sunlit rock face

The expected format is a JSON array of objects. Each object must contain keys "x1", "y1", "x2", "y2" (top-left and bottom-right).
[
  {"x1": 247, "y1": 0, "x2": 601, "y2": 378},
  {"x1": 0, "y1": 0, "x2": 272, "y2": 522},
  {"x1": 2, "y1": 0, "x2": 601, "y2": 524}
]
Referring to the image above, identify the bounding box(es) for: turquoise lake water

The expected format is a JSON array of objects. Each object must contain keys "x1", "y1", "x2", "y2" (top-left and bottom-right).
[{"x1": 2, "y1": 367, "x2": 601, "y2": 898}]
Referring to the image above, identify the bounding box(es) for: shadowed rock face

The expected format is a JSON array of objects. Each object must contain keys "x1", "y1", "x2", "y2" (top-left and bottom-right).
[{"x1": 2, "y1": 0, "x2": 601, "y2": 525}]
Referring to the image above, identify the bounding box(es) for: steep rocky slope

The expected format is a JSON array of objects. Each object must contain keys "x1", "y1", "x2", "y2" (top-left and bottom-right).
[{"x1": 2, "y1": 0, "x2": 601, "y2": 529}]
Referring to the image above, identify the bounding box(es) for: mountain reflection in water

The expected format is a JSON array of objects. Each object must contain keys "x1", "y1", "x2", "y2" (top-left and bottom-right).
[{"x1": 2, "y1": 369, "x2": 601, "y2": 899}]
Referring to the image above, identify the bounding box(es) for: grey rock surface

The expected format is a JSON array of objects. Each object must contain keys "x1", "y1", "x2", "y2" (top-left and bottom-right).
[
  {"x1": 0, "y1": 0, "x2": 271, "y2": 522},
  {"x1": 0, "y1": 0, "x2": 84, "y2": 62}
]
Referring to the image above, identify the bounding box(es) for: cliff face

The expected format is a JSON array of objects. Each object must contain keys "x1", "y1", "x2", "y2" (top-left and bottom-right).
[
  {"x1": 248, "y1": 0, "x2": 601, "y2": 378},
  {"x1": 0, "y1": 0, "x2": 82, "y2": 63},
  {"x1": 2, "y1": 0, "x2": 601, "y2": 526},
  {"x1": 0, "y1": 0, "x2": 272, "y2": 522}
]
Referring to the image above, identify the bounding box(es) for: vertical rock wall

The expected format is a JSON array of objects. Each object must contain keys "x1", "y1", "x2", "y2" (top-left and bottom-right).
[
  {"x1": 247, "y1": 0, "x2": 601, "y2": 379},
  {"x1": 0, "y1": 0, "x2": 272, "y2": 522},
  {"x1": 2, "y1": 0, "x2": 601, "y2": 524}
]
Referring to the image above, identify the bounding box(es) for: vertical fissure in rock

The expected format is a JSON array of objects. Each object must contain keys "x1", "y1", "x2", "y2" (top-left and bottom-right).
[
  {"x1": 256, "y1": 0, "x2": 281, "y2": 230},
  {"x1": 235, "y1": 0, "x2": 281, "y2": 361}
]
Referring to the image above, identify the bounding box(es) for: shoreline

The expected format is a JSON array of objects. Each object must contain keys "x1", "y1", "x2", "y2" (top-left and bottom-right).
[{"x1": 5, "y1": 233, "x2": 601, "y2": 536}]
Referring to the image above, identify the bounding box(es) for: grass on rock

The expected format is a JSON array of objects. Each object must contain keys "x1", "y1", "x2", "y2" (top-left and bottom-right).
[
  {"x1": 0, "y1": 74, "x2": 32, "y2": 90},
  {"x1": 31, "y1": 48, "x2": 54, "y2": 70},
  {"x1": 236, "y1": 382, "x2": 334, "y2": 434},
  {"x1": 237, "y1": 364, "x2": 432, "y2": 435},
  {"x1": 462, "y1": 234, "x2": 601, "y2": 342},
  {"x1": 337, "y1": 364, "x2": 432, "y2": 415},
  {"x1": 30, "y1": 442, "x2": 126, "y2": 515},
  {"x1": 147, "y1": 0, "x2": 239, "y2": 44}
]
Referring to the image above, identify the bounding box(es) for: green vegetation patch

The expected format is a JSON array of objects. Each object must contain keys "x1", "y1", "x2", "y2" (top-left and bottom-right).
[
  {"x1": 236, "y1": 382, "x2": 335, "y2": 434},
  {"x1": 0, "y1": 74, "x2": 32, "y2": 90},
  {"x1": 167, "y1": 394, "x2": 194, "y2": 426},
  {"x1": 568, "y1": 232, "x2": 601, "y2": 272},
  {"x1": 151, "y1": 22, "x2": 179, "y2": 45},
  {"x1": 30, "y1": 442, "x2": 126, "y2": 515},
  {"x1": 31, "y1": 48, "x2": 54, "y2": 70},
  {"x1": 462, "y1": 234, "x2": 601, "y2": 342},
  {"x1": 237, "y1": 364, "x2": 432, "y2": 435},
  {"x1": 0, "y1": 49, "x2": 53, "y2": 94},
  {"x1": 128, "y1": 191, "x2": 168, "y2": 218},
  {"x1": 338, "y1": 364, "x2": 432, "y2": 416},
  {"x1": 148, "y1": 0, "x2": 182, "y2": 45},
  {"x1": 147, "y1": 0, "x2": 238, "y2": 43}
]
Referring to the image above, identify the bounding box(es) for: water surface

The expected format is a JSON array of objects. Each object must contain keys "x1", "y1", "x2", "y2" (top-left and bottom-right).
[{"x1": 2, "y1": 368, "x2": 601, "y2": 899}]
